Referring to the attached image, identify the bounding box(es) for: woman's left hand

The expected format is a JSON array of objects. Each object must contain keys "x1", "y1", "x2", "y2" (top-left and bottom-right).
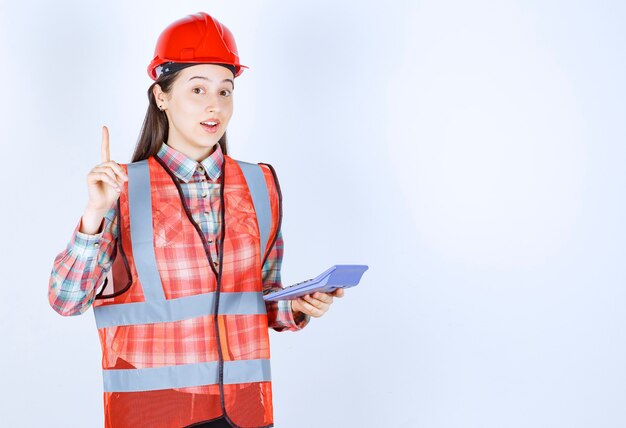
[{"x1": 291, "y1": 288, "x2": 345, "y2": 318}]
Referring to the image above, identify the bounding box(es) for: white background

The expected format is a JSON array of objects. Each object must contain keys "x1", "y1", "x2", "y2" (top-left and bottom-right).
[{"x1": 1, "y1": 1, "x2": 626, "y2": 427}]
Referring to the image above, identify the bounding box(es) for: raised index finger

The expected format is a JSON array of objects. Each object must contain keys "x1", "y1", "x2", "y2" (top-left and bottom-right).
[{"x1": 101, "y1": 125, "x2": 110, "y2": 163}]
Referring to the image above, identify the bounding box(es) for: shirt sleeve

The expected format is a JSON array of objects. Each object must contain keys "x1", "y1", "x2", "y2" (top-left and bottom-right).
[
  {"x1": 48, "y1": 204, "x2": 119, "y2": 316},
  {"x1": 262, "y1": 229, "x2": 310, "y2": 331}
]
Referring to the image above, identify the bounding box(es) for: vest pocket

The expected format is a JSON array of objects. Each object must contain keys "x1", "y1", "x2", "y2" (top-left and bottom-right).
[{"x1": 154, "y1": 201, "x2": 185, "y2": 247}]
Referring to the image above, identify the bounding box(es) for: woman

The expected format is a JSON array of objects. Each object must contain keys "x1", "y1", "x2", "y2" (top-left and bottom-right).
[{"x1": 48, "y1": 12, "x2": 343, "y2": 428}]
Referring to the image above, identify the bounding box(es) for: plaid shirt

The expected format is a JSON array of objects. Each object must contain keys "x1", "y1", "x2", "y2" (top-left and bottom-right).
[{"x1": 49, "y1": 143, "x2": 308, "y2": 332}]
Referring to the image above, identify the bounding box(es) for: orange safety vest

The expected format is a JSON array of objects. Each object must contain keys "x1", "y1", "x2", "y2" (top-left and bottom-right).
[{"x1": 92, "y1": 154, "x2": 281, "y2": 428}]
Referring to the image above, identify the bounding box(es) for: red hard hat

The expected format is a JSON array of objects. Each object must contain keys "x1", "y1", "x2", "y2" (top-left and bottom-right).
[{"x1": 147, "y1": 12, "x2": 247, "y2": 80}]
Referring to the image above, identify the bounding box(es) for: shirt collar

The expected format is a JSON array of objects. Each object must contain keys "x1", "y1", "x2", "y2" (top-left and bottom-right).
[{"x1": 156, "y1": 143, "x2": 224, "y2": 183}]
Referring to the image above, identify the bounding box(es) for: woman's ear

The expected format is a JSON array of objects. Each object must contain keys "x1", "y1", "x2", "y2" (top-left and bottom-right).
[{"x1": 153, "y1": 84, "x2": 167, "y2": 110}]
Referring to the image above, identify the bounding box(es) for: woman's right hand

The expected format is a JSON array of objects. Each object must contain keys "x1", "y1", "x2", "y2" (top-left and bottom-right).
[
  {"x1": 86, "y1": 126, "x2": 128, "y2": 211},
  {"x1": 80, "y1": 126, "x2": 128, "y2": 234}
]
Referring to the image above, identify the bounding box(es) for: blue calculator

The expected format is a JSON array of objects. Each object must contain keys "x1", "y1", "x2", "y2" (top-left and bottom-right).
[{"x1": 263, "y1": 265, "x2": 368, "y2": 301}]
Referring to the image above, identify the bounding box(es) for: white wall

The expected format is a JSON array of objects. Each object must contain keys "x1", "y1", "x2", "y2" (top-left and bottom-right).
[{"x1": 1, "y1": 1, "x2": 625, "y2": 426}]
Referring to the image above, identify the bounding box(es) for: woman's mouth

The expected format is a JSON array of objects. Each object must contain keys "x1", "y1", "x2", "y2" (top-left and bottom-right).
[{"x1": 200, "y1": 120, "x2": 220, "y2": 133}]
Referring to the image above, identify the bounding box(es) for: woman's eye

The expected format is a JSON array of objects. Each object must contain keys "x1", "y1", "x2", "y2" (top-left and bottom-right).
[
  {"x1": 192, "y1": 87, "x2": 205, "y2": 94},
  {"x1": 220, "y1": 89, "x2": 232, "y2": 97}
]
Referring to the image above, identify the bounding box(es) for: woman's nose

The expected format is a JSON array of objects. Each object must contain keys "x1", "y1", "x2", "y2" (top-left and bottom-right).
[{"x1": 205, "y1": 94, "x2": 221, "y2": 112}]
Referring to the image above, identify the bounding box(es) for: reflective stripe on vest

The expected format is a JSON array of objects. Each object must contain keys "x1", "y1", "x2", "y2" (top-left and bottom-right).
[
  {"x1": 93, "y1": 291, "x2": 266, "y2": 328},
  {"x1": 102, "y1": 358, "x2": 272, "y2": 392},
  {"x1": 236, "y1": 160, "x2": 271, "y2": 262},
  {"x1": 126, "y1": 159, "x2": 165, "y2": 301}
]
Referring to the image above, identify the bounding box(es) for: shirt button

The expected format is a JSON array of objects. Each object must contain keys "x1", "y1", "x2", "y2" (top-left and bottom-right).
[
  {"x1": 93, "y1": 242, "x2": 99, "y2": 248},
  {"x1": 213, "y1": 261, "x2": 219, "y2": 267},
  {"x1": 196, "y1": 165, "x2": 204, "y2": 174},
  {"x1": 201, "y1": 192, "x2": 208, "y2": 198},
  {"x1": 208, "y1": 239, "x2": 213, "y2": 244}
]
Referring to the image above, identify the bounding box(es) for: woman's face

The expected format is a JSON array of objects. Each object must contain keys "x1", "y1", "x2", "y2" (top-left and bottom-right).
[{"x1": 154, "y1": 64, "x2": 234, "y2": 161}]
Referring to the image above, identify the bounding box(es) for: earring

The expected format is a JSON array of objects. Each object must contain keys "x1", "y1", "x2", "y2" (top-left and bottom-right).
[{"x1": 159, "y1": 105, "x2": 164, "y2": 111}]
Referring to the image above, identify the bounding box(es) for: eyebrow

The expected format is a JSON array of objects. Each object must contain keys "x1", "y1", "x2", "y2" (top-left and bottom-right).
[{"x1": 188, "y1": 76, "x2": 234, "y2": 87}]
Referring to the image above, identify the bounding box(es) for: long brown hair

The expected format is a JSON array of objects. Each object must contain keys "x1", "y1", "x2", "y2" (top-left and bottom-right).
[{"x1": 131, "y1": 70, "x2": 229, "y2": 162}]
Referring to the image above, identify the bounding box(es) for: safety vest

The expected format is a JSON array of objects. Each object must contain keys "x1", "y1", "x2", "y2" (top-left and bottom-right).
[{"x1": 92, "y1": 154, "x2": 281, "y2": 428}]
